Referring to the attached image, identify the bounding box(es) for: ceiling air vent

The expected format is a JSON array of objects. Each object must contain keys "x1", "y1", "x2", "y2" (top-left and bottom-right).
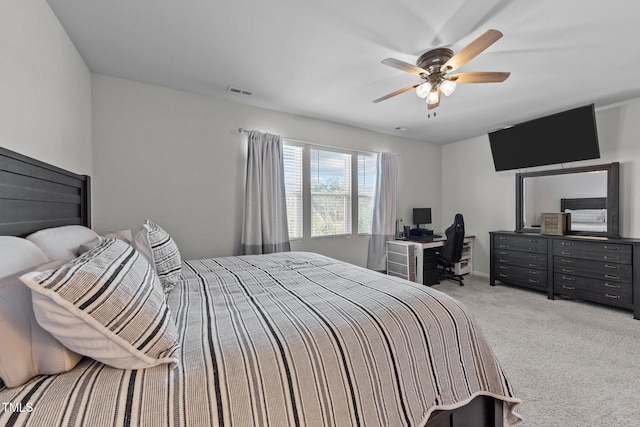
[{"x1": 227, "y1": 86, "x2": 254, "y2": 96}]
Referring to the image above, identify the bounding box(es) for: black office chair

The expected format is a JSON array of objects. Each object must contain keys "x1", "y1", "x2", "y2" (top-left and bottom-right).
[{"x1": 437, "y1": 213, "x2": 465, "y2": 286}]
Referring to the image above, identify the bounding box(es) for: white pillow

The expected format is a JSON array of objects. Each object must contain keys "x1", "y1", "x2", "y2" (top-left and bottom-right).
[
  {"x1": 20, "y1": 238, "x2": 180, "y2": 370},
  {"x1": 0, "y1": 236, "x2": 48, "y2": 278},
  {"x1": 77, "y1": 229, "x2": 134, "y2": 255},
  {"x1": 26, "y1": 225, "x2": 100, "y2": 260},
  {"x1": 565, "y1": 209, "x2": 607, "y2": 223},
  {"x1": 0, "y1": 258, "x2": 83, "y2": 388},
  {"x1": 102, "y1": 229, "x2": 133, "y2": 243},
  {"x1": 132, "y1": 220, "x2": 182, "y2": 293}
]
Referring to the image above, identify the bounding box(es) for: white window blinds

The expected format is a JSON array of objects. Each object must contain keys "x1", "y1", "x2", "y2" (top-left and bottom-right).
[
  {"x1": 358, "y1": 153, "x2": 377, "y2": 234},
  {"x1": 310, "y1": 148, "x2": 352, "y2": 237},
  {"x1": 283, "y1": 144, "x2": 303, "y2": 240}
]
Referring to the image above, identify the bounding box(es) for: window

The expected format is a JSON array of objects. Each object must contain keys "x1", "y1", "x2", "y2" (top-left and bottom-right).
[
  {"x1": 283, "y1": 144, "x2": 303, "y2": 239},
  {"x1": 358, "y1": 154, "x2": 377, "y2": 234},
  {"x1": 311, "y1": 149, "x2": 351, "y2": 237},
  {"x1": 283, "y1": 141, "x2": 377, "y2": 239}
]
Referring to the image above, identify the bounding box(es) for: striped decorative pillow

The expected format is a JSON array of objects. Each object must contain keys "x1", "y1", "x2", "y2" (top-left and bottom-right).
[
  {"x1": 133, "y1": 220, "x2": 182, "y2": 293},
  {"x1": 20, "y1": 238, "x2": 180, "y2": 370}
]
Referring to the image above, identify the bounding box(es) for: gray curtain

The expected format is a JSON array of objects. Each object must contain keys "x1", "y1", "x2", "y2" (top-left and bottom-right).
[
  {"x1": 241, "y1": 131, "x2": 291, "y2": 255},
  {"x1": 367, "y1": 152, "x2": 398, "y2": 271}
]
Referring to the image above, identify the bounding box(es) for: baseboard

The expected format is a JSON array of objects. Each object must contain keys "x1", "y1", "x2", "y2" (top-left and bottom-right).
[{"x1": 471, "y1": 271, "x2": 489, "y2": 279}]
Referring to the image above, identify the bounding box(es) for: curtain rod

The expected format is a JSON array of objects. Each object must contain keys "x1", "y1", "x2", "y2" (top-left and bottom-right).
[{"x1": 238, "y1": 128, "x2": 379, "y2": 155}]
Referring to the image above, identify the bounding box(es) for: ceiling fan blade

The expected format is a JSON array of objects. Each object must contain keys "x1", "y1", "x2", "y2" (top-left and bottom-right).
[
  {"x1": 447, "y1": 71, "x2": 510, "y2": 83},
  {"x1": 373, "y1": 83, "x2": 422, "y2": 103},
  {"x1": 381, "y1": 58, "x2": 428, "y2": 76},
  {"x1": 442, "y1": 29, "x2": 503, "y2": 72}
]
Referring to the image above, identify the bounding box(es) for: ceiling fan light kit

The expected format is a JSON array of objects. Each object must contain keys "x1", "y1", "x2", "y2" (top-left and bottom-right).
[
  {"x1": 415, "y1": 82, "x2": 431, "y2": 98},
  {"x1": 373, "y1": 29, "x2": 510, "y2": 111},
  {"x1": 439, "y1": 80, "x2": 457, "y2": 96}
]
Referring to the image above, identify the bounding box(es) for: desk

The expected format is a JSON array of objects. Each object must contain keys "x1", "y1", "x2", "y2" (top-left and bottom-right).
[{"x1": 386, "y1": 236, "x2": 474, "y2": 285}]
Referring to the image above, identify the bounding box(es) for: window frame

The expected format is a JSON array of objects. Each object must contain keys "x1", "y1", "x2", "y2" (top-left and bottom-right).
[{"x1": 283, "y1": 139, "x2": 377, "y2": 240}]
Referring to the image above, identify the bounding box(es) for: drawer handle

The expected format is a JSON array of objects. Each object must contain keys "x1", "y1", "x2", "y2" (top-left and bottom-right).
[
  {"x1": 603, "y1": 256, "x2": 619, "y2": 261},
  {"x1": 529, "y1": 239, "x2": 539, "y2": 243},
  {"x1": 605, "y1": 294, "x2": 621, "y2": 299},
  {"x1": 562, "y1": 276, "x2": 575, "y2": 281},
  {"x1": 498, "y1": 250, "x2": 508, "y2": 255},
  {"x1": 560, "y1": 259, "x2": 575, "y2": 264},
  {"x1": 529, "y1": 279, "x2": 540, "y2": 284},
  {"x1": 603, "y1": 245, "x2": 620, "y2": 251},
  {"x1": 499, "y1": 273, "x2": 508, "y2": 278},
  {"x1": 528, "y1": 254, "x2": 540, "y2": 259},
  {"x1": 604, "y1": 264, "x2": 620, "y2": 270},
  {"x1": 499, "y1": 265, "x2": 508, "y2": 270},
  {"x1": 561, "y1": 242, "x2": 574, "y2": 246},
  {"x1": 528, "y1": 270, "x2": 539, "y2": 275},
  {"x1": 561, "y1": 251, "x2": 574, "y2": 256},
  {"x1": 561, "y1": 268, "x2": 574, "y2": 273},
  {"x1": 499, "y1": 236, "x2": 508, "y2": 240},
  {"x1": 604, "y1": 274, "x2": 620, "y2": 280},
  {"x1": 528, "y1": 248, "x2": 539, "y2": 252},
  {"x1": 604, "y1": 283, "x2": 621, "y2": 289},
  {"x1": 528, "y1": 263, "x2": 540, "y2": 268},
  {"x1": 499, "y1": 258, "x2": 508, "y2": 262},
  {"x1": 499, "y1": 244, "x2": 509, "y2": 248},
  {"x1": 562, "y1": 285, "x2": 575, "y2": 290}
]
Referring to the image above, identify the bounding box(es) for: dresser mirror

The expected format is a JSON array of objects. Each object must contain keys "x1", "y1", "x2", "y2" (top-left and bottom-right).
[{"x1": 515, "y1": 162, "x2": 620, "y2": 237}]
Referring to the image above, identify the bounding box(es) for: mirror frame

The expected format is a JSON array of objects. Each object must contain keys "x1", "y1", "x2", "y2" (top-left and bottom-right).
[{"x1": 515, "y1": 162, "x2": 620, "y2": 238}]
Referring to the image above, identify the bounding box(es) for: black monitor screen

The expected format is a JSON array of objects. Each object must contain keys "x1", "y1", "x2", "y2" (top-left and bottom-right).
[{"x1": 413, "y1": 208, "x2": 432, "y2": 225}]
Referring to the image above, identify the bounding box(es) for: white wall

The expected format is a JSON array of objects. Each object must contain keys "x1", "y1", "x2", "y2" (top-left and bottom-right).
[
  {"x1": 91, "y1": 74, "x2": 440, "y2": 265},
  {"x1": 442, "y1": 98, "x2": 640, "y2": 276},
  {"x1": 0, "y1": 0, "x2": 92, "y2": 175}
]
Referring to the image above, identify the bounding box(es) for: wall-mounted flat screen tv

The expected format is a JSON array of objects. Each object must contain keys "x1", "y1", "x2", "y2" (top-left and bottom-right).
[{"x1": 488, "y1": 104, "x2": 600, "y2": 172}]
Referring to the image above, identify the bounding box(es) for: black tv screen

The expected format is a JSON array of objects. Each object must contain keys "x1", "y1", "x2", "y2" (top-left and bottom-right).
[{"x1": 488, "y1": 104, "x2": 600, "y2": 171}]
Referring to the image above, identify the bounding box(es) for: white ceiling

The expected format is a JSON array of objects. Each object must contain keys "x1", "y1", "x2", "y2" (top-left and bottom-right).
[{"x1": 45, "y1": 0, "x2": 640, "y2": 145}]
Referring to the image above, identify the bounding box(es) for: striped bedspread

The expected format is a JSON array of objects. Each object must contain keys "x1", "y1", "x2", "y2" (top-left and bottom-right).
[{"x1": 0, "y1": 252, "x2": 521, "y2": 426}]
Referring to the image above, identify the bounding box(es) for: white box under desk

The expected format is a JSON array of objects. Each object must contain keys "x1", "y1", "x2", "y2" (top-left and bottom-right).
[{"x1": 386, "y1": 236, "x2": 474, "y2": 285}]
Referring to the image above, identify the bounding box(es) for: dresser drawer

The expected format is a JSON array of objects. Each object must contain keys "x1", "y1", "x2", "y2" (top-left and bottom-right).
[
  {"x1": 494, "y1": 234, "x2": 547, "y2": 253},
  {"x1": 494, "y1": 264, "x2": 547, "y2": 290},
  {"x1": 554, "y1": 273, "x2": 632, "y2": 307},
  {"x1": 554, "y1": 257, "x2": 632, "y2": 282},
  {"x1": 494, "y1": 249, "x2": 547, "y2": 269},
  {"x1": 553, "y1": 239, "x2": 632, "y2": 264}
]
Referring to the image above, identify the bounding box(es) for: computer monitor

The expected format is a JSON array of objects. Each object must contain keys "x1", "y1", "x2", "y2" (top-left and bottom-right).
[{"x1": 413, "y1": 208, "x2": 432, "y2": 228}]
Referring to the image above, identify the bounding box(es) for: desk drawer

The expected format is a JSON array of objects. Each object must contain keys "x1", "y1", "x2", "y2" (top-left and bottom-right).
[
  {"x1": 494, "y1": 249, "x2": 547, "y2": 269},
  {"x1": 553, "y1": 240, "x2": 632, "y2": 264},
  {"x1": 554, "y1": 257, "x2": 632, "y2": 282},
  {"x1": 494, "y1": 234, "x2": 547, "y2": 253}
]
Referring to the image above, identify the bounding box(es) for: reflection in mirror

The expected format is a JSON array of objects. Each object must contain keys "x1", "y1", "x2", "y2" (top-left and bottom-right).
[
  {"x1": 523, "y1": 171, "x2": 608, "y2": 231},
  {"x1": 515, "y1": 162, "x2": 619, "y2": 238}
]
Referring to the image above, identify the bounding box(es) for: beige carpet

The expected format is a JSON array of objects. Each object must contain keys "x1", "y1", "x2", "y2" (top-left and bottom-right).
[{"x1": 433, "y1": 275, "x2": 640, "y2": 427}]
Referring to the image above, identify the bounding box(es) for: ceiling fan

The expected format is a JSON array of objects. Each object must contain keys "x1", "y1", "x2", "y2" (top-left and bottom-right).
[{"x1": 373, "y1": 29, "x2": 510, "y2": 110}]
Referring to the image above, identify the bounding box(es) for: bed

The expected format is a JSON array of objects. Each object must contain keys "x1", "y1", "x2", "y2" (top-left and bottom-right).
[
  {"x1": 0, "y1": 146, "x2": 521, "y2": 426},
  {"x1": 561, "y1": 197, "x2": 608, "y2": 232}
]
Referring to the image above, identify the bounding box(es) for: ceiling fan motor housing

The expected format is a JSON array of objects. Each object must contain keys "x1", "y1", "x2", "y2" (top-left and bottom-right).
[{"x1": 416, "y1": 48, "x2": 454, "y2": 74}]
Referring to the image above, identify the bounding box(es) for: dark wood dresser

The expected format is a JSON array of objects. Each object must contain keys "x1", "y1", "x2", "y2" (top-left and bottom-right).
[{"x1": 490, "y1": 231, "x2": 640, "y2": 319}]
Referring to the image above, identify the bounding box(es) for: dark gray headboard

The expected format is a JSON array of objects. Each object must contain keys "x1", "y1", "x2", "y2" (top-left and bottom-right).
[
  {"x1": 560, "y1": 197, "x2": 607, "y2": 211},
  {"x1": 0, "y1": 146, "x2": 91, "y2": 236}
]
